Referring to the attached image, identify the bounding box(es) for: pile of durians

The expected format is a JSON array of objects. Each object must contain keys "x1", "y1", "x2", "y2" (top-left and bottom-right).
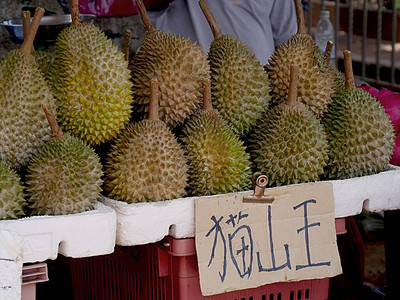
[{"x1": 0, "y1": 0, "x2": 395, "y2": 220}]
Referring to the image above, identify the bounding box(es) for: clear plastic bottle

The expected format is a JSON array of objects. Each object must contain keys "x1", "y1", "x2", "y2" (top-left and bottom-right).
[{"x1": 314, "y1": 10, "x2": 336, "y2": 66}]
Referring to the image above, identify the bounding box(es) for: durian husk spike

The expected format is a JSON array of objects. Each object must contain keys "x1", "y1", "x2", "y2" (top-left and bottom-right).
[
  {"x1": 294, "y1": 0, "x2": 306, "y2": 34},
  {"x1": 70, "y1": 0, "x2": 82, "y2": 26},
  {"x1": 122, "y1": 29, "x2": 132, "y2": 61},
  {"x1": 343, "y1": 50, "x2": 355, "y2": 90},
  {"x1": 287, "y1": 66, "x2": 299, "y2": 106},
  {"x1": 135, "y1": 0, "x2": 153, "y2": 33},
  {"x1": 202, "y1": 78, "x2": 213, "y2": 111},
  {"x1": 43, "y1": 104, "x2": 63, "y2": 138},
  {"x1": 198, "y1": 0, "x2": 223, "y2": 39},
  {"x1": 20, "y1": 7, "x2": 44, "y2": 54},
  {"x1": 148, "y1": 78, "x2": 159, "y2": 121},
  {"x1": 324, "y1": 40, "x2": 334, "y2": 64}
]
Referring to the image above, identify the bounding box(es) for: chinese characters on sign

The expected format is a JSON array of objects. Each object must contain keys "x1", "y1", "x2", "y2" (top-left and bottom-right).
[{"x1": 195, "y1": 182, "x2": 342, "y2": 296}]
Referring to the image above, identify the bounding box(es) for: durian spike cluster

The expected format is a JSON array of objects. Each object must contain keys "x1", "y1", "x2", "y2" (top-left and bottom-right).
[
  {"x1": 0, "y1": 7, "x2": 55, "y2": 169},
  {"x1": 181, "y1": 79, "x2": 251, "y2": 195},
  {"x1": 130, "y1": 0, "x2": 210, "y2": 127},
  {"x1": 266, "y1": 0, "x2": 335, "y2": 118},
  {"x1": 0, "y1": 161, "x2": 26, "y2": 220},
  {"x1": 323, "y1": 50, "x2": 395, "y2": 179},
  {"x1": 104, "y1": 78, "x2": 188, "y2": 203},
  {"x1": 26, "y1": 105, "x2": 103, "y2": 215},
  {"x1": 50, "y1": 0, "x2": 132, "y2": 145},
  {"x1": 250, "y1": 66, "x2": 329, "y2": 186},
  {"x1": 323, "y1": 41, "x2": 346, "y2": 94},
  {"x1": 198, "y1": 0, "x2": 270, "y2": 136}
]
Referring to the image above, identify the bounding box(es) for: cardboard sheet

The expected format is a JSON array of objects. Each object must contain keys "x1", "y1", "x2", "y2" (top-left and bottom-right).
[{"x1": 195, "y1": 182, "x2": 342, "y2": 296}]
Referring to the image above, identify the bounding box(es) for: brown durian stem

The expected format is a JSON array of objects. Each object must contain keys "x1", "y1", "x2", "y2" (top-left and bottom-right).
[
  {"x1": 148, "y1": 78, "x2": 159, "y2": 121},
  {"x1": 324, "y1": 41, "x2": 334, "y2": 64},
  {"x1": 43, "y1": 104, "x2": 63, "y2": 138},
  {"x1": 22, "y1": 11, "x2": 31, "y2": 41},
  {"x1": 294, "y1": 0, "x2": 306, "y2": 34},
  {"x1": 198, "y1": 0, "x2": 223, "y2": 39},
  {"x1": 343, "y1": 50, "x2": 355, "y2": 89},
  {"x1": 202, "y1": 78, "x2": 213, "y2": 111},
  {"x1": 123, "y1": 29, "x2": 132, "y2": 61},
  {"x1": 287, "y1": 66, "x2": 299, "y2": 106},
  {"x1": 20, "y1": 7, "x2": 44, "y2": 54},
  {"x1": 135, "y1": 0, "x2": 153, "y2": 33},
  {"x1": 70, "y1": 0, "x2": 82, "y2": 26}
]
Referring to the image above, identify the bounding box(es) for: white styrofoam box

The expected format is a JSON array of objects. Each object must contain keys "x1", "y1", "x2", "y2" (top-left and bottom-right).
[
  {"x1": 102, "y1": 165, "x2": 400, "y2": 246},
  {"x1": 332, "y1": 165, "x2": 400, "y2": 218},
  {"x1": 0, "y1": 201, "x2": 117, "y2": 263}
]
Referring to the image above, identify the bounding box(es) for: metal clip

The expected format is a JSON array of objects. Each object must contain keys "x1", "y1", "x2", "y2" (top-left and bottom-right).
[{"x1": 243, "y1": 172, "x2": 275, "y2": 203}]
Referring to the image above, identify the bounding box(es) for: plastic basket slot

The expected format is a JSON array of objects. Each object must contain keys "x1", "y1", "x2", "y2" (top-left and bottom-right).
[{"x1": 22, "y1": 263, "x2": 48, "y2": 285}]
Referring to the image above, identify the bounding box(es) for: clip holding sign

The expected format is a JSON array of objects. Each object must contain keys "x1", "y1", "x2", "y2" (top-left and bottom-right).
[{"x1": 243, "y1": 172, "x2": 275, "y2": 203}]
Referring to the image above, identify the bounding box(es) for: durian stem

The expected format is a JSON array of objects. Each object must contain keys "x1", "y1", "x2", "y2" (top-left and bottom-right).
[
  {"x1": 70, "y1": 0, "x2": 82, "y2": 26},
  {"x1": 343, "y1": 50, "x2": 355, "y2": 89},
  {"x1": 20, "y1": 7, "x2": 44, "y2": 54},
  {"x1": 287, "y1": 66, "x2": 299, "y2": 106},
  {"x1": 202, "y1": 78, "x2": 213, "y2": 111},
  {"x1": 22, "y1": 11, "x2": 31, "y2": 41},
  {"x1": 43, "y1": 104, "x2": 63, "y2": 138},
  {"x1": 198, "y1": 0, "x2": 223, "y2": 39},
  {"x1": 294, "y1": 0, "x2": 306, "y2": 34},
  {"x1": 135, "y1": 0, "x2": 153, "y2": 33},
  {"x1": 123, "y1": 29, "x2": 132, "y2": 61},
  {"x1": 324, "y1": 40, "x2": 334, "y2": 64},
  {"x1": 148, "y1": 78, "x2": 159, "y2": 121}
]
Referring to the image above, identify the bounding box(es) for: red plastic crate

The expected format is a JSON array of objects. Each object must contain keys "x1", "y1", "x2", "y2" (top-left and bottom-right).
[
  {"x1": 21, "y1": 263, "x2": 49, "y2": 300},
  {"x1": 70, "y1": 219, "x2": 345, "y2": 300}
]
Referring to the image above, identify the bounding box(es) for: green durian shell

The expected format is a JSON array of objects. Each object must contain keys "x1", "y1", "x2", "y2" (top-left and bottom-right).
[
  {"x1": 104, "y1": 120, "x2": 188, "y2": 203},
  {"x1": 250, "y1": 102, "x2": 329, "y2": 186},
  {"x1": 266, "y1": 34, "x2": 335, "y2": 118},
  {"x1": 323, "y1": 88, "x2": 395, "y2": 179},
  {"x1": 0, "y1": 161, "x2": 26, "y2": 220},
  {"x1": 208, "y1": 35, "x2": 271, "y2": 136},
  {"x1": 33, "y1": 50, "x2": 55, "y2": 80},
  {"x1": 181, "y1": 109, "x2": 252, "y2": 195},
  {"x1": 26, "y1": 135, "x2": 103, "y2": 215},
  {"x1": 130, "y1": 30, "x2": 210, "y2": 127},
  {"x1": 51, "y1": 23, "x2": 133, "y2": 145},
  {"x1": 0, "y1": 50, "x2": 54, "y2": 169}
]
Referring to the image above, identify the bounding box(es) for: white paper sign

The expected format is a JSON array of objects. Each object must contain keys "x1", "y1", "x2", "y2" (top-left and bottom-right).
[{"x1": 195, "y1": 182, "x2": 342, "y2": 296}]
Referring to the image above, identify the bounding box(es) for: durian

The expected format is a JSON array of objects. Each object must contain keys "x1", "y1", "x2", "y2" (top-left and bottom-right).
[
  {"x1": 322, "y1": 41, "x2": 345, "y2": 94},
  {"x1": 266, "y1": 0, "x2": 335, "y2": 118},
  {"x1": 22, "y1": 10, "x2": 54, "y2": 80},
  {"x1": 250, "y1": 66, "x2": 329, "y2": 186},
  {"x1": 50, "y1": 0, "x2": 132, "y2": 145},
  {"x1": 26, "y1": 105, "x2": 103, "y2": 215},
  {"x1": 104, "y1": 78, "x2": 188, "y2": 203},
  {"x1": 181, "y1": 79, "x2": 251, "y2": 196},
  {"x1": 130, "y1": 0, "x2": 209, "y2": 127},
  {"x1": 198, "y1": 0, "x2": 270, "y2": 136},
  {"x1": 323, "y1": 50, "x2": 395, "y2": 179},
  {"x1": 0, "y1": 8, "x2": 54, "y2": 169},
  {"x1": 0, "y1": 161, "x2": 26, "y2": 220}
]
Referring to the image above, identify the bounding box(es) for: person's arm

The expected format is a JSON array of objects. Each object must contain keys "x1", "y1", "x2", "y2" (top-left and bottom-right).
[{"x1": 270, "y1": 0, "x2": 298, "y2": 47}]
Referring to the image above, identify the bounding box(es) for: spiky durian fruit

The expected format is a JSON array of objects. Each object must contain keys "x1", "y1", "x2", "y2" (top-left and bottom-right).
[
  {"x1": 130, "y1": 0, "x2": 209, "y2": 127},
  {"x1": 0, "y1": 8, "x2": 54, "y2": 169},
  {"x1": 104, "y1": 78, "x2": 188, "y2": 203},
  {"x1": 265, "y1": 0, "x2": 335, "y2": 118},
  {"x1": 26, "y1": 106, "x2": 103, "y2": 215},
  {"x1": 50, "y1": 0, "x2": 132, "y2": 145},
  {"x1": 181, "y1": 80, "x2": 251, "y2": 196},
  {"x1": 0, "y1": 161, "x2": 26, "y2": 220},
  {"x1": 198, "y1": 0, "x2": 270, "y2": 136},
  {"x1": 323, "y1": 51, "x2": 395, "y2": 179},
  {"x1": 320, "y1": 41, "x2": 346, "y2": 94},
  {"x1": 250, "y1": 67, "x2": 329, "y2": 186}
]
